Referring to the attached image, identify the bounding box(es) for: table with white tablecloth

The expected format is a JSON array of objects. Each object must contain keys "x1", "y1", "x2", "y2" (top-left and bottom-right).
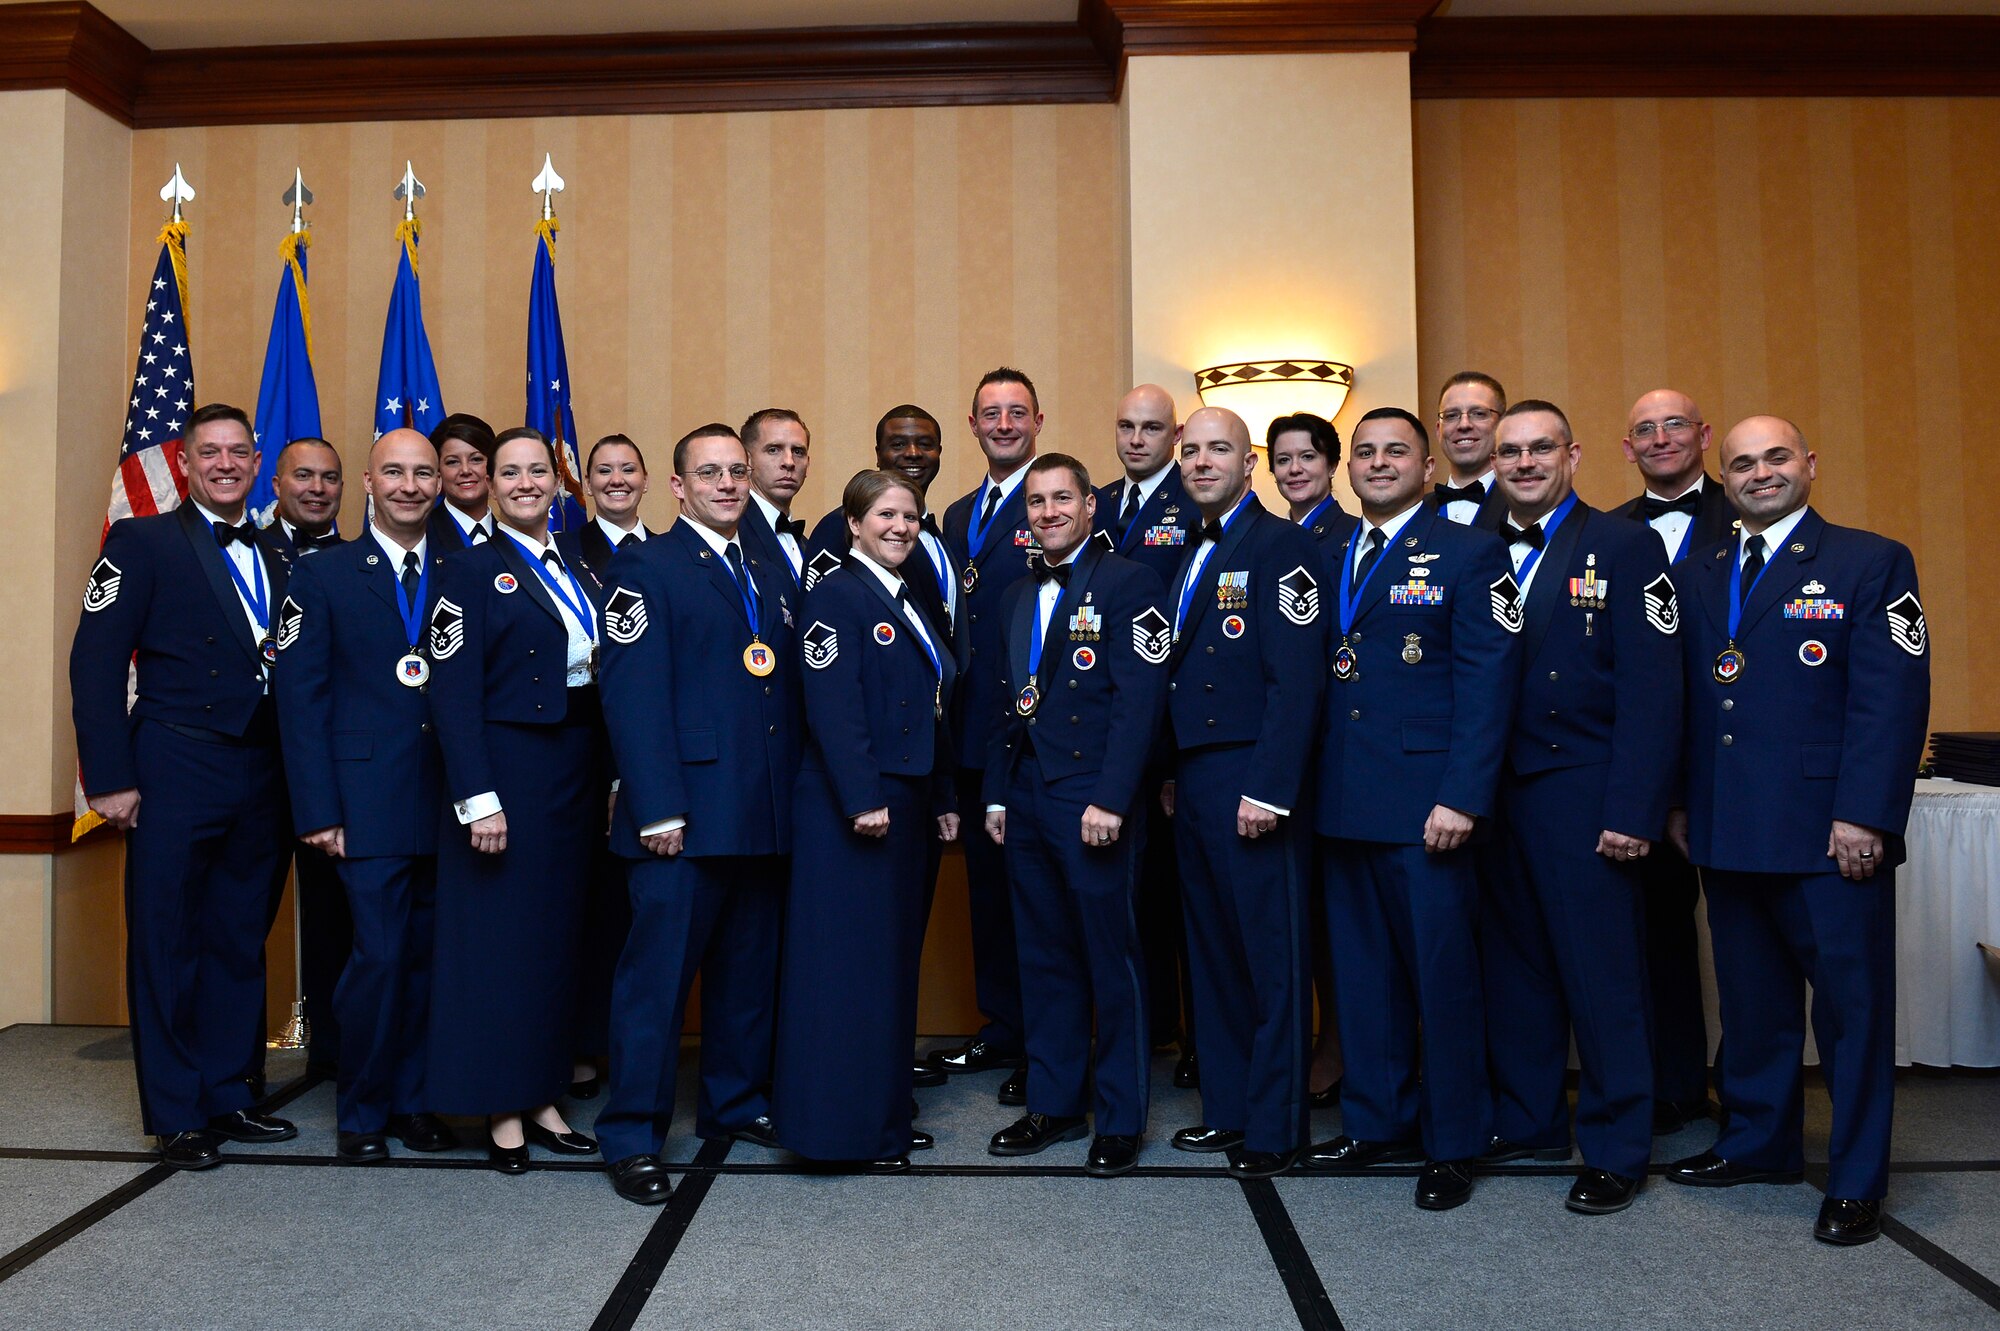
[{"x1": 1895, "y1": 778, "x2": 2000, "y2": 1067}]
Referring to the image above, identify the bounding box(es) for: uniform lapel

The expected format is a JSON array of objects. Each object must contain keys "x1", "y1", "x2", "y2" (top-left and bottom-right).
[
  {"x1": 1739, "y1": 508, "x2": 1822, "y2": 636},
  {"x1": 853, "y1": 559, "x2": 939, "y2": 673},
  {"x1": 971, "y1": 481, "x2": 1029, "y2": 570},
  {"x1": 1522, "y1": 504, "x2": 1588, "y2": 661},
  {"x1": 1036, "y1": 544, "x2": 1100, "y2": 690},
  {"x1": 1354, "y1": 505, "x2": 1432, "y2": 625},
  {"x1": 494, "y1": 529, "x2": 567, "y2": 628},
  {"x1": 1172, "y1": 495, "x2": 1258, "y2": 660},
  {"x1": 178, "y1": 504, "x2": 262, "y2": 663},
  {"x1": 1694, "y1": 478, "x2": 1737, "y2": 550}
]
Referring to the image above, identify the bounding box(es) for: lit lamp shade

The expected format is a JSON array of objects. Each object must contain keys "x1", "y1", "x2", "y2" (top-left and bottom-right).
[{"x1": 1194, "y1": 360, "x2": 1354, "y2": 446}]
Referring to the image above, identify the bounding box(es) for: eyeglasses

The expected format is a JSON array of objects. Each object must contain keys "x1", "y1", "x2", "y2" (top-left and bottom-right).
[
  {"x1": 1494, "y1": 441, "x2": 1565, "y2": 462},
  {"x1": 1438, "y1": 408, "x2": 1497, "y2": 426},
  {"x1": 687, "y1": 464, "x2": 750, "y2": 483},
  {"x1": 1628, "y1": 416, "x2": 1700, "y2": 441}
]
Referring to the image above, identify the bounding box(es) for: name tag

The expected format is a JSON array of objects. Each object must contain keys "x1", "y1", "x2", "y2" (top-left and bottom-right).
[
  {"x1": 1390, "y1": 583, "x2": 1445, "y2": 606},
  {"x1": 1144, "y1": 525, "x2": 1187, "y2": 546},
  {"x1": 1783, "y1": 598, "x2": 1845, "y2": 620}
]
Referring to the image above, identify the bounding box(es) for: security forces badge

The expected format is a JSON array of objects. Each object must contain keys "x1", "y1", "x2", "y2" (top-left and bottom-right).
[{"x1": 603, "y1": 587, "x2": 649, "y2": 644}]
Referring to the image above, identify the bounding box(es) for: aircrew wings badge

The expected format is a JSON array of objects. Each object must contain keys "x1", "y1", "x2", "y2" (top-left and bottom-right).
[
  {"x1": 274, "y1": 596, "x2": 304, "y2": 651},
  {"x1": 1886, "y1": 591, "x2": 1928, "y2": 657},
  {"x1": 803, "y1": 620, "x2": 839, "y2": 669},
  {"x1": 1490, "y1": 573, "x2": 1524, "y2": 634},
  {"x1": 1132, "y1": 607, "x2": 1171, "y2": 665},
  {"x1": 81, "y1": 557, "x2": 121, "y2": 613},
  {"x1": 803, "y1": 549, "x2": 843, "y2": 592},
  {"x1": 1643, "y1": 573, "x2": 1679, "y2": 635},
  {"x1": 1277, "y1": 566, "x2": 1320, "y2": 625},
  {"x1": 603, "y1": 588, "x2": 649, "y2": 645},
  {"x1": 428, "y1": 599, "x2": 465, "y2": 659}
]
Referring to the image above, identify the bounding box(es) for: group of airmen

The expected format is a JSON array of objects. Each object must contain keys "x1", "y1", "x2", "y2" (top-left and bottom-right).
[{"x1": 69, "y1": 365, "x2": 1929, "y2": 1248}]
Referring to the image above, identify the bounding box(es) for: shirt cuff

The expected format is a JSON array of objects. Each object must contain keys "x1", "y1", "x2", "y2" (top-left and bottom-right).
[
  {"x1": 1243, "y1": 797, "x2": 1290, "y2": 817},
  {"x1": 985, "y1": 804, "x2": 1006, "y2": 814},
  {"x1": 639, "y1": 816, "x2": 688, "y2": 837},
  {"x1": 455, "y1": 792, "x2": 502, "y2": 824}
]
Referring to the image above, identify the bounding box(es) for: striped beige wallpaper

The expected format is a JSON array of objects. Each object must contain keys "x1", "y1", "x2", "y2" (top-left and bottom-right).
[
  {"x1": 1416, "y1": 97, "x2": 1998, "y2": 733},
  {"x1": 127, "y1": 104, "x2": 1127, "y2": 535}
]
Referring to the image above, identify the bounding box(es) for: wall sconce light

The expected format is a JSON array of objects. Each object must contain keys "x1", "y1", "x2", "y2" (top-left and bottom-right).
[{"x1": 1194, "y1": 359, "x2": 1355, "y2": 445}]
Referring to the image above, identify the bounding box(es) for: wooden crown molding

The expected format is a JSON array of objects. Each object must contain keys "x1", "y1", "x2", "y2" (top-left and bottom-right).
[
  {"x1": 0, "y1": 2, "x2": 145, "y2": 122},
  {"x1": 1412, "y1": 16, "x2": 2000, "y2": 100},
  {"x1": 1083, "y1": 1, "x2": 1436, "y2": 60}
]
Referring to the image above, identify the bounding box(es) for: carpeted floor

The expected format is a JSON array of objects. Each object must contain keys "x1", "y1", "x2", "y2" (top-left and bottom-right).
[{"x1": 0, "y1": 1023, "x2": 1995, "y2": 1329}]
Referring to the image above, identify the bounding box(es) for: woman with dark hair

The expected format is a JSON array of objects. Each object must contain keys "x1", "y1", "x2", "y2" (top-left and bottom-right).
[
  {"x1": 426, "y1": 427, "x2": 609, "y2": 1172},
  {"x1": 773, "y1": 469, "x2": 960, "y2": 1170}
]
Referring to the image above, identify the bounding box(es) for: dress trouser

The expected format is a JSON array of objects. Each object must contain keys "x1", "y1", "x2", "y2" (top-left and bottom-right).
[
  {"x1": 295, "y1": 842, "x2": 351, "y2": 1072},
  {"x1": 1133, "y1": 794, "x2": 1195, "y2": 1052},
  {"x1": 1636, "y1": 847, "x2": 1714, "y2": 1108},
  {"x1": 956, "y1": 766, "x2": 1025, "y2": 1055},
  {"x1": 331, "y1": 854, "x2": 435, "y2": 1134}
]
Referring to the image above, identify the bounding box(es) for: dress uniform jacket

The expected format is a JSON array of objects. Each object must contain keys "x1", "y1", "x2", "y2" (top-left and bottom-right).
[
  {"x1": 741, "y1": 497, "x2": 806, "y2": 599},
  {"x1": 1093, "y1": 467, "x2": 1199, "y2": 582},
  {"x1": 593, "y1": 518, "x2": 802, "y2": 1159},
  {"x1": 70, "y1": 504, "x2": 294, "y2": 1135},
  {"x1": 273, "y1": 534, "x2": 448, "y2": 1133},
  {"x1": 1613, "y1": 476, "x2": 1735, "y2": 567},
  {"x1": 1480, "y1": 503, "x2": 1681, "y2": 1179},
  {"x1": 982, "y1": 544, "x2": 1168, "y2": 1136},
  {"x1": 556, "y1": 519, "x2": 651, "y2": 585},
  {"x1": 1165, "y1": 494, "x2": 1326, "y2": 1153},
  {"x1": 805, "y1": 507, "x2": 957, "y2": 649},
  {"x1": 775, "y1": 560, "x2": 959, "y2": 1160},
  {"x1": 425, "y1": 502, "x2": 491, "y2": 553},
  {"x1": 1313, "y1": 504, "x2": 1519, "y2": 1163},
  {"x1": 1679, "y1": 507, "x2": 1929, "y2": 1201}
]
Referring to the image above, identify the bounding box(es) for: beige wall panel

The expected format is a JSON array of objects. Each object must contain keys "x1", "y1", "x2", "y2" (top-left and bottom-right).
[
  {"x1": 0, "y1": 857, "x2": 50, "y2": 1024},
  {"x1": 52, "y1": 837, "x2": 124, "y2": 1025}
]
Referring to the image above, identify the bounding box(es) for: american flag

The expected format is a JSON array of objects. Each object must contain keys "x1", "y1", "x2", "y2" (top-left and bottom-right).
[{"x1": 107, "y1": 222, "x2": 195, "y2": 531}]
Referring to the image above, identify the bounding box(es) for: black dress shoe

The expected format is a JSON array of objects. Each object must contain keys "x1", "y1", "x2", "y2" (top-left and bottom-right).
[
  {"x1": 997, "y1": 1066, "x2": 1027, "y2": 1107},
  {"x1": 1171, "y1": 1125, "x2": 1244, "y2": 1154},
  {"x1": 1664, "y1": 1150, "x2": 1803, "y2": 1188},
  {"x1": 568, "y1": 1073, "x2": 602, "y2": 1101},
  {"x1": 912, "y1": 1063, "x2": 947, "y2": 1088},
  {"x1": 1086, "y1": 1134, "x2": 1140, "y2": 1177},
  {"x1": 206, "y1": 1109, "x2": 298, "y2": 1144},
  {"x1": 523, "y1": 1121, "x2": 598, "y2": 1156},
  {"x1": 731, "y1": 1115, "x2": 781, "y2": 1149},
  {"x1": 608, "y1": 1154, "x2": 672, "y2": 1205},
  {"x1": 909, "y1": 1130, "x2": 935, "y2": 1151},
  {"x1": 1308, "y1": 1082, "x2": 1341, "y2": 1110},
  {"x1": 1229, "y1": 1148, "x2": 1297, "y2": 1179},
  {"x1": 866, "y1": 1154, "x2": 911, "y2": 1174},
  {"x1": 1652, "y1": 1099, "x2": 1708, "y2": 1135},
  {"x1": 1478, "y1": 1136, "x2": 1571, "y2": 1165},
  {"x1": 1415, "y1": 1160, "x2": 1475, "y2": 1211},
  {"x1": 1566, "y1": 1168, "x2": 1640, "y2": 1214},
  {"x1": 387, "y1": 1113, "x2": 458, "y2": 1152},
  {"x1": 989, "y1": 1112, "x2": 1088, "y2": 1157},
  {"x1": 1814, "y1": 1197, "x2": 1882, "y2": 1246},
  {"x1": 1173, "y1": 1052, "x2": 1200, "y2": 1089},
  {"x1": 487, "y1": 1138, "x2": 530, "y2": 1175},
  {"x1": 1300, "y1": 1135, "x2": 1424, "y2": 1170},
  {"x1": 336, "y1": 1132, "x2": 389, "y2": 1164},
  {"x1": 159, "y1": 1129, "x2": 223, "y2": 1170},
  {"x1": 928, "y1": 1038, "x2": 1016, "y2": 1075}
]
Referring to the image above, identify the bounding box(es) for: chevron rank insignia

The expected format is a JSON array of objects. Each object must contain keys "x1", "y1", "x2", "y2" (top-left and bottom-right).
[
  {"x1": 603, "y1": 587, "x2": 649, "y2": 644},
  {"x1": 428, "y1": 598, "x2": 465, "y2": 660},
  {"x1": 1277, "y1": 566, "x2": 1320, "y2": 625},
  {"x1": 1643, "y1": 573, "x2": 1679, "y2": 635},
  {"x1": 81, "y1": 557, "x2": 122, "y2": 612},
  {"x1": 1490, "y1": 573, "x2": 1524, "y2": 634},
  {"x1": 803, "y1": 548, "x2": 843, "y2": 592},
  {"x1": 274, "y1": 595, "x2": 304, "y2": 651},
  {"x1": 1132, "y1": 607, "x2": 1171, "y2": 665},
  {"x1": 1886, "y1": 591, "x2": 1928, "y2": 657},
  {"x1": 803, "y1": 620, "x2": 839, "y2": 669}
]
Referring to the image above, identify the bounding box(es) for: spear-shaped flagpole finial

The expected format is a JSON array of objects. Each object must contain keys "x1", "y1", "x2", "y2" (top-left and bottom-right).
[
  {"x1": 394, "y1": 160, "x2": 426, "y2": 222},
  {"x1": 283, "y1": 167, "x2": 314, "y2": 234},
  {"x1": 532, "y1": 153, "x2": 565, "y2": 222},
  {"x1": 160, "y1": 163, "x2": 195, "y2": 224}
]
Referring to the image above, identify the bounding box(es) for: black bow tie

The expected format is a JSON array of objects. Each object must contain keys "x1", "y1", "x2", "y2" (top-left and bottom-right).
[
  {"x1": 1435, "y1": 480, "x2": 1486, "y2": 506},
  {"x1": 214, "y1": 521, "x2": 256, "y2": 548},
  {"x1": 1031, "y1": 556, "x2": 1071, "y2": 587},
  {"x1": 1502, "y1": 521, "x2": 1544, "y2": 550},
  {"x1": 1638, "y1": 490, "x2": 1702, "y2": 521},
  {"x1": 296, "y1": 530, "x2": 338, "y2": 550},
  {"x1": 1198, "y1": 520, "x2": 1224, "y2": 545},
  {"x1": 776, "y1": 515, "x2": 807, "y2": 540}
]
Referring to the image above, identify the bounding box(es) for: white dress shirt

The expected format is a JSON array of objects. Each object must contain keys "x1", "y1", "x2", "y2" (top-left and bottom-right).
[
  {"x1": 595, "y1": 514, "x2": 646, "y2": 551},
  {"x1": 1642, "y1": 474, "x2": 1705, "y2": 562}
]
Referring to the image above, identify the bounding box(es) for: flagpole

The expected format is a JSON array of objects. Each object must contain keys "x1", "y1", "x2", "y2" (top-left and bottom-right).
[{"x1": 529, "y1": 153, "x2": 585, "y2": 528}]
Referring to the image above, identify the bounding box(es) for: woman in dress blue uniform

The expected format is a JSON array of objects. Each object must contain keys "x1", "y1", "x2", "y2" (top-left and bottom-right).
[
  {"x1": 425, "y1": 427, "x2": 609, "y2": 1172},
  {"x1": 774, "y1": 470, "x2": 960, "y2": 1169}
]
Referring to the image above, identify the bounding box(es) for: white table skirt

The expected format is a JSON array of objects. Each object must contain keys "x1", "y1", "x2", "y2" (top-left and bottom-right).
[{"x1": 1895, "y1": 778, "x2": 2000, "y2": 1067}]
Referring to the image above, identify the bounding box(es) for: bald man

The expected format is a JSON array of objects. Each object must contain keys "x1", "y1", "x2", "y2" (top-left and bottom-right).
[
  {"x1": 1161, "y1": 407, "x2": 1325, "y2": 1178},
  {"x1": 274, "y1": 428, "x2": 459, "y2": 1162},
  {"x1": 1665, "y1": 417, "x2": 1929, "y2": 1247}
]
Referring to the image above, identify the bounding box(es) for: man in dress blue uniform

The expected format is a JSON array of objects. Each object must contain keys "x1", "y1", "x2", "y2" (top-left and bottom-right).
[
  {"x1": 1093, "y1": 385, "x2": 1200, "y2": 1088},
  {"x1": 1163, "y1": 406, "x2": 1325, "y2": 1178},
  {"x1": 426, "y1": 413, "x2": 497, "y2": 550},
  {"x1": 931, "y1": 369, "x2": 1046, "y2": 1102},
  {"x1": 741, "y1": 408, "x2": 812, "y2": 597},
  {"x1": 595, "y1": 424, "x2": 805, "y2": 1206},
  {"x1": 1478, "y1": 401, "x2": 1681, "y2": 1215},
  {"x1": 1430, "y1": 372, "x2": 1509, "y2": 531},
  {"x1": 982, "y1": 454, "x2": 1168, "y2": 1177},
  {"x1": 1304, "y1": 406, "x2": 1520, "y2": 1210},
  {"x1": 71, "y1": 403, "x2": 300, "y2": 1169},
  {"x1": 269, "y1": 438, "x2": 344, "y2": 555},
  {"x1": 273, "y1": 428, "x2": 458, "y2": 1163},
  {"x1": 558, "y1": 433, "x2": 654, "y2": 581},
  {"x1": 1615, "y1": 388, "x2": 1735, "y2": 1132},
  {"x1": 1665, "y1": 416, "x2": 1930, "y2": 1247}
]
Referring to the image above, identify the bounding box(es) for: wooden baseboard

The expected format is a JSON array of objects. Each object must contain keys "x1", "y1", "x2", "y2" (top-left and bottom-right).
[{"x1": 0, "y1": 814, "x2": 111, "y2": 855}]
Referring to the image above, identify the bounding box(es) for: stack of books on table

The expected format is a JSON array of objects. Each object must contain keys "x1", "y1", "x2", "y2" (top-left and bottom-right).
[{"x1": 1927, "y1": 733, "x2": 2000, "y2": 787}]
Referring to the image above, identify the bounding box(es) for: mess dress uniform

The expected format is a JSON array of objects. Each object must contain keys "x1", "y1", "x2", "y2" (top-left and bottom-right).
[
  {"x1": 70, "y1": 504, "x2": 293, "y2": 1136},
  {"x1": 806, "y1": 506, "x2": 958, "y2": 651},
  {"x1": 1480, "y1": 501, "x2": 1681, "y2": 1181},
  {"x1": 985, "y1": 542, "x2": 1168, "y2": 1136},
  {"x1": 1429, "y1": 473, "x2": 1508, "y2": 531},
  {"x1": 594, "y1": 518, "x2": 801, "y2": 1161},
  {"x1": 1678, "y1": 506, "x2": 1929, "y2": 1202},
  {"x1": 1314, "y1": 503, "x2": 1520, "y2": 1165},
  {"x1": 774, "y1": 554, "x2": 958, "y2": 1160},
  {"x1": 424, "y1": 529, "x2": 607, "y2": 1115},
  {"x1": 1165, "y1": 493, "x2": 1326, "y2": 1155},
  {"x1": 273, "y1": 528, "x2": 448, "y2": 1136}
]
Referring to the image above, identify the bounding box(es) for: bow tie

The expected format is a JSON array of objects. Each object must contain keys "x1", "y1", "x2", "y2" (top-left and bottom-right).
[
  {"x1": 776, "y1": 515, "x2": 807, "y2": 540},
  {"x1": 1502, "y1": 521, "x2": 1544, "y2": 550},
  {"x1": 919, "y1": 513, "x2": 941, "y2": 540},
  {"x1": 1638, "y1": 490, "x2": 1702, "y2": 521},
  {"x1": 1198, "y1": 520, "x2": 1224, "y2": 545},
  {"x1": 214, "y1": 521, "x2": 256, "y2": 548},
  {"x1": 295, "y1": 530, "x2": 339, "y2": 550},
  {"x1": 1435, "y1": 480, "x2": 1486, "y2": 506},
  {"x1": 1030, "y1": 556, "x2": 1071, "y2": 587}
]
